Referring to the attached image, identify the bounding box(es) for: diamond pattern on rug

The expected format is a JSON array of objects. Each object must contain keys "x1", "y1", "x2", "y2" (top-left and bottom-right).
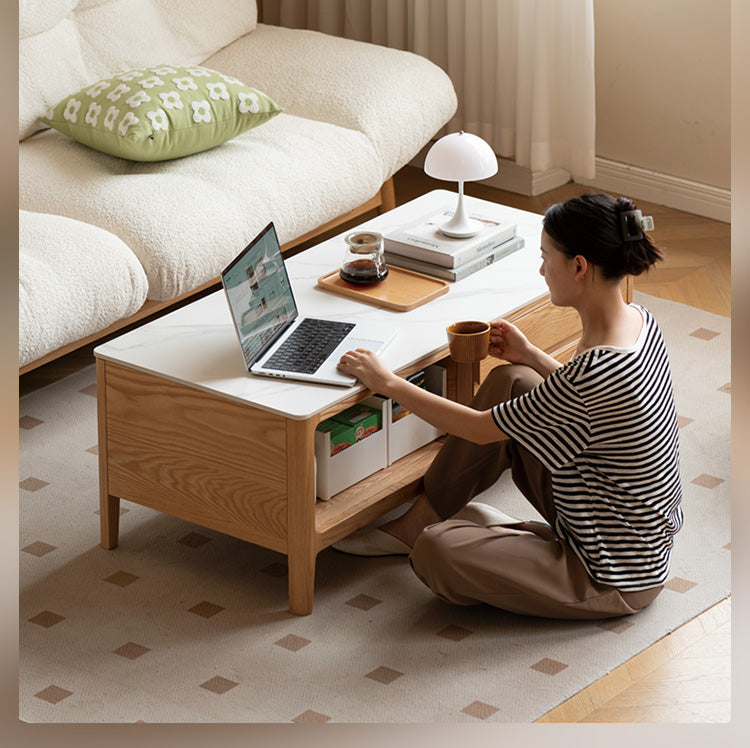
[
  {"x1": 436, "y1": 625, "x2": 473, "y2": 642},
  {"x1": 275, "y1": 634, "x2": 311, "y2": 652},
  {"x1": 461, "y1": 701, "x2": 500, "y2": 720},
  {"x1": 597, "y1": 618, "x2": 635, "y2": 634},
  {"x1": 35, "y1": 686, "x2": 73, "y2": 704},
  {"x1": 85, "y1": 445, "x2": 99, "y2": 455},
  {"x1": 20, "y1": 477, "x2": 49, "y2": 492},
  {"x1": 187, "y1": 602, "x2": 225, "y2": 619},
  {"x1": 365, "y1": 666, "x2": 404, "y2": 684},
  {"x1": 345, "y1": 594, "x2": 382, "y2": 610},
  {"x1": 79, "y1": 384, "x2": 98, "y2": 397},
  {"x1": 718, "y1": 382, "x2": 731, "y2": 394},
  {"x1": 19, "y1": 415, "x2": 44, "y2": 430},
  {"x1": 28, "y1": 611, "x2": 66, "y2": 628},
  {"x1": 22, "y1": 541, "x2": 57, "y2": 557},
  {"x1": 665, "y1": 577, "x2": 698, "y2": 593},
  {"x1": 690, "y1": 474, "x2": 725, "y2": 489},
  {"x1": 199, "y1": 677, "x2": 239, "y2": 695},
  {"x1": 292, "y1": 710, "x2": 331, "y2": 723},
  {"x1": 676, "y1": 416, "x2": 694, "y2": 429},
  {"x1": 177, "y1": 532, "x2": 213, "y2": 548},
  {"x1": 113, "y1": 642, "x2": 151, "y2": 660},
  {"x1": 531, "y1": 658, "x2": 568, "y2": 676},
  {"x1": 689, "y1": 327, "x2": 720, "y2": 340},
  {"x1": 103, "y1": 571, "x2": 140, "y2": 587}
]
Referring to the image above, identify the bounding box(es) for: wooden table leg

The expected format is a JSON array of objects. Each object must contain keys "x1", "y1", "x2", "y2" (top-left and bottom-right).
[
  {"x1": 97, "y1": 358, "x2": 119, "y2": 549},
  {"x1": 455, "y1": 360, "x2": 480, "y2": 405},
  {"x1": 100, "y1": 495, "x2": 120, "y2": 549},
  {"x1": 286, "y1": 418, "x2": 318, "y2": 616}
]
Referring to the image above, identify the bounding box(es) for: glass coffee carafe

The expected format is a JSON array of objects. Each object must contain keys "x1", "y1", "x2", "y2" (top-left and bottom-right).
[{"x1": 339, "y1": 231, "x2": 389, "y2": 285}]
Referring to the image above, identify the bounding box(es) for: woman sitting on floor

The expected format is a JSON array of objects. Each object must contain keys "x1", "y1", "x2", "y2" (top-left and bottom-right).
[{"x1": 334, "y1": 193, "x2": 683, "y2": 620}]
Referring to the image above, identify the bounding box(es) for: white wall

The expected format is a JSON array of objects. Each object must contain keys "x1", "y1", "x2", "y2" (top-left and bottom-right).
[{"x1": 590, "y1": 0, "x2": 731, "y2": 218}]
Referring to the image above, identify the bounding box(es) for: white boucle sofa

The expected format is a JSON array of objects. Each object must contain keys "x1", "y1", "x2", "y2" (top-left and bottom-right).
[{"x1": 18, "y1": 0, "x2": 457, "y2": 372}]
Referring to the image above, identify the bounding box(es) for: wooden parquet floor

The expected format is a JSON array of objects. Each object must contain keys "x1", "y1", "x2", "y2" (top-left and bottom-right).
[{"x1": 19, "y1": 166, "x2": 732, "y2": 722}]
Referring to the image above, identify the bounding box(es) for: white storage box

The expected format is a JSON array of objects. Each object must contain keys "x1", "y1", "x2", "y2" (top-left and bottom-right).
[
  {"x1": 387, "y1": 365, "x2": 446, "y2": 465},
  {"x1": 315, "y1": 395, "x2": 388, "y2": 501}
]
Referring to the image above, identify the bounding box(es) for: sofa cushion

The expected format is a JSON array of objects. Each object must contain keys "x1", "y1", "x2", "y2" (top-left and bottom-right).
[
  {"x1": 19, "y1": 0, "x2": 259, "y2": 141},
  {"x1": 19, "y1": 210, "x2": 149, "y2": 368},
  {"x1": 38, "y1": 64, "x2": 282, "y2": 162},
  {"x1": 19, "y1": 113, "x2": 384, "y2": 301},
  {"x1": 203, "y1": 24, "x2": 458, "y2": 183}
]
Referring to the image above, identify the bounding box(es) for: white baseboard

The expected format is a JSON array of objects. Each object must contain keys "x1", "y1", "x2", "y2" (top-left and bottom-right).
[
  {"x1": 486, "y1": 159, "x2": 571, "y2": 197},
  {"x1": 579, "y1": 158, "x2": 731, "y2": 223}
]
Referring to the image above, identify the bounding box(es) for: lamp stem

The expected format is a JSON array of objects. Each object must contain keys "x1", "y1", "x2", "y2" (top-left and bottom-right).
[
  {"x1": 456, "y1": 179, "x2": 466, "y2": 219},
  {"x1": 440, "y1": 180, "x2": 481, "y2": 238}
]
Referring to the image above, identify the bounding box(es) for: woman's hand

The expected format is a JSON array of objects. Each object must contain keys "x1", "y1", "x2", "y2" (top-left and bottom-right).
[
  {"x1": 488, "y1": 319, "x2": 533, "y2": 364},
  {"x1": 337, "y1": 348, "x2": 398, "y2": 394}
]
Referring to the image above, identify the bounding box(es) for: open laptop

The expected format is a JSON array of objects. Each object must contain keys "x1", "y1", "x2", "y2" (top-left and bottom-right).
[{"x1": 221, "y1": 222, "x2": 397, "y2": 386}]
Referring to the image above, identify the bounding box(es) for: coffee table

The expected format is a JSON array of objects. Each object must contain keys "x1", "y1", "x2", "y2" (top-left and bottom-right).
[{"x1": 94, "y1": 189, "x2": 593, "y2": 615}]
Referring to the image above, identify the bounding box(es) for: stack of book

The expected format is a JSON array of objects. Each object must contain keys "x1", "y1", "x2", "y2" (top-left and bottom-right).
[{"x1": 383, "y1": 207, "x2": 524, "y2": 282}]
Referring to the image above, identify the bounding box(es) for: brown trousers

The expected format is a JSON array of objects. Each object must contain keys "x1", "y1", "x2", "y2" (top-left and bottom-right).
[{"x1": 411, "y1": 364, "x2": 661, "y2": 619}]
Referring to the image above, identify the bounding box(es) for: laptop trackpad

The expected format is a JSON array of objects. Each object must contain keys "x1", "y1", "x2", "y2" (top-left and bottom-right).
[{"x1": 344, "y1": 338, "x2": 386, "y2": 352}]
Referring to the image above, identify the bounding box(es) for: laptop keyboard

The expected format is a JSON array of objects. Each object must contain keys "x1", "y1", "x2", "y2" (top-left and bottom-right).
[{"x1": 264, "y1": 318, "x2": 355, "y2": 374}]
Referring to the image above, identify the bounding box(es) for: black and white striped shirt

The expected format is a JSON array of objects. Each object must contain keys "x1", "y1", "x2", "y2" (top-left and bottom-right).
[{"x1": 491, "y1": 305, "x2": 683, "y2": 592}]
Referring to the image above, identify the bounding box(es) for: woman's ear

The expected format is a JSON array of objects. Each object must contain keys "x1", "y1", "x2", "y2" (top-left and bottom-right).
[{"x1": 574, "y1": 254, "x2": 589, "y2": 281}]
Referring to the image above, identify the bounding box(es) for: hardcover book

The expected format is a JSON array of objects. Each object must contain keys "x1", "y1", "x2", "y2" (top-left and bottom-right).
[
  {"x1": 384, "y1": 207, "x2": 517, "y2": 268},
  {"x1": 385, "y1": 235, "x2": 525, "y2": 282}
]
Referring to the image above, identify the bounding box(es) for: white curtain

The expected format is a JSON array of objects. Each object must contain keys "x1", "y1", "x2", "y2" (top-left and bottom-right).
[{"x1": 260, "y1": 0, "x2": 595, "y2": 180}]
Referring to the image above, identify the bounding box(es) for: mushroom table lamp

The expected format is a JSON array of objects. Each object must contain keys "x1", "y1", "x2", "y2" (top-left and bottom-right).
[{"x1": 423, "y1": 131, "x2": 499, "y2": 238}]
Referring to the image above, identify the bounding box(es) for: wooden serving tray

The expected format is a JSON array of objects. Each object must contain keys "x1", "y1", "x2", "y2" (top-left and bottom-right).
[{"x1": 317, "y1": 265, "x2": 449, "y2": 312}]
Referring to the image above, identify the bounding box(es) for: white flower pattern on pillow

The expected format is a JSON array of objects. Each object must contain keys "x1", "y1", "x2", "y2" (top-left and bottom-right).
[
  {"x1": 238, "y1": 92, "x2": 260, "y2": 114},
  {"x1": 86, "y1": 80, "x2": 110, "y2": 98},
  {"x1": 103, "y1": 106, "x2": 119, "y2": 130},
  {"x1": 107, "y1": 84, "x2": 131, "y2": 102},
  {"x1": 206, "y1": 82, "x2": 229, "y2": 101},
  {"x1": 118, "y1": 70, "x2": 145, "y2": 82},
  {"x1": 64, "y1": 99, "x2": 82, "y2": 122},
  {"x1": 118, "y1": 112, "x2": 139, "y2": 136},
  {"x1": 191, "y1": 100, "x2": 212, "y2": 123},
  {"x1": 146, "y1": 109, "x2": 169, "y2": 131},
  {"x1": 126, "y1": 91, "x2": 151, "y2": 108},
  {"x1": 159, "y1": 91, "x2": 184, "y2": 110},
  {"x1": 84, "y1": 102, "x2": 102, "y2": 126},
  {"x1": 42, "y1": 64, "x2": 280, "y2": 160},
  {"x1": 173, "y1": 77, "x2": 197, "y2": 91},
  {"x1": 139, "y1": 76, "x2": 165, "y2": 89}
]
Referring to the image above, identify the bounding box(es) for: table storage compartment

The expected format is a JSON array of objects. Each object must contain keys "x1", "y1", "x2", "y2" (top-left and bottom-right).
[
  {"x1": 387, "y1": 365, "x2": 446, "y2": 465},
  {"x1": 315, "y1": 395, "x2": 388, "y2": 500}
]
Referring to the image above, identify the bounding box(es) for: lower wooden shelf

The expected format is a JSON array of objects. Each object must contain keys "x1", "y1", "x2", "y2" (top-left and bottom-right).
[{"x1": 314, "y1": 440, "x2": 443, "y2": 547}]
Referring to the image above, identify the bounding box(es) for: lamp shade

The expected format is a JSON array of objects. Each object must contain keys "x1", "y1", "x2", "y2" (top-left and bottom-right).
[{"x1": 424, "y1": 131, "x2": 498, "y2": 182}]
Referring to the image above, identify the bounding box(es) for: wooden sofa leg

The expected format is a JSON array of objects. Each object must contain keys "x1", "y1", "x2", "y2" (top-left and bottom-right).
[{"x1": 378, "y1": 178, "x2": 396, "y2": 213}]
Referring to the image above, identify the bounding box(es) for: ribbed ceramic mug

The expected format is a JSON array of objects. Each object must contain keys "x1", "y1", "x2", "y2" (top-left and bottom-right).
[{"x1": 446, "y1": 320, "x2": 491, "y2": 363}]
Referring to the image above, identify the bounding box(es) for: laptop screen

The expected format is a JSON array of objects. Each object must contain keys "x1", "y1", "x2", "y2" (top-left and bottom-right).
[{"x1": 221, "y1": 222, "x2": 298, "y2": 368}]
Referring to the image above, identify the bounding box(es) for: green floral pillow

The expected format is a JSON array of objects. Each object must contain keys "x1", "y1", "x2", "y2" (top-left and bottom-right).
[{"x1": 39, "y1": 64, "x2": 282, "y2": 162}]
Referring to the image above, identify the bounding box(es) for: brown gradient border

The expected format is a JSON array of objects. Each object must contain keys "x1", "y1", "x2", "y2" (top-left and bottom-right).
[{"x1": 5, "y1": 0, "x2": 748, "y2": 745}]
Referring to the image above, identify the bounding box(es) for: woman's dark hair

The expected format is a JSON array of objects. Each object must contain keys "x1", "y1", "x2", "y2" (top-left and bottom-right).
[{"x1": 543, "y1": 193, "x2": 663, "y2": 279}]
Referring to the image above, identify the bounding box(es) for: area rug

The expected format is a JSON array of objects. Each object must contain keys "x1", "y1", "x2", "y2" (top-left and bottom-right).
[{"x1": 18, "y1": 292, "x2": 731, "y2": 723}]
